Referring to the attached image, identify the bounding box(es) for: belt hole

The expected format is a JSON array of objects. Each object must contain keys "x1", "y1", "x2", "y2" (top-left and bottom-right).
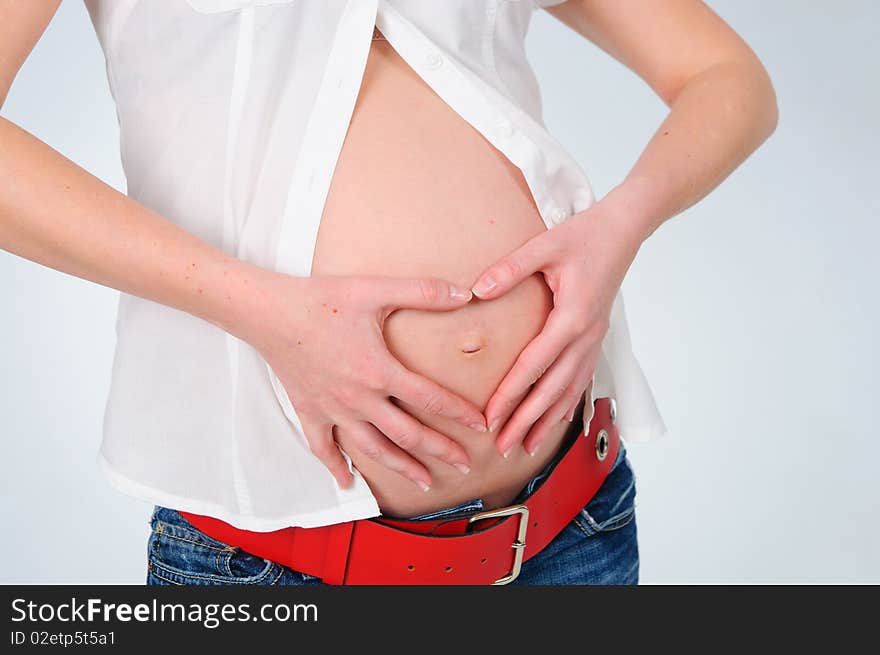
[
  {"x1": 480, "y1": 558, "x2": 487, "y2": 564},
  {"x1": 445, "y1": 565, "x2": 453, "y2": 572},
  {"x1": 532, "y1": 521, "x2": 538, "y2": 528},
  {"x1": 407, "y1": 564, "x2": 415, "y2": 572}
]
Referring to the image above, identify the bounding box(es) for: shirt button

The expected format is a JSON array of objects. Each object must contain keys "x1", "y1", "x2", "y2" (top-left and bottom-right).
[
  {"x1": 551, "y1": 208, "x2": 568, "y2": 224},
  {"x1": 425, "y1": 53, "x2": 444, "y2": 69}
]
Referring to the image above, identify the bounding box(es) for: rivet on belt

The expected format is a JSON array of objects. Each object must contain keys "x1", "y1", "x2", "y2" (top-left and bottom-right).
[{"x1": 596, "y1": 429, "x2": 609, "y2": 461}]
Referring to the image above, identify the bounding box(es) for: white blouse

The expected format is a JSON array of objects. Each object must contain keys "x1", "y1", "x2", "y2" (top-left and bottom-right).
[{"x1": 82, "y1": 0, "x2": 667, "y2": 531}]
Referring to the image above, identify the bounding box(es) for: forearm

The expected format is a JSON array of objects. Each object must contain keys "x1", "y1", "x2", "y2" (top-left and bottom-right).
[
  {"x1": 596, "y1": 60, "x2": 779, "y2": 246},
  {"x1": 0, "y1": 116, "x2": 285, "y2": 343}
]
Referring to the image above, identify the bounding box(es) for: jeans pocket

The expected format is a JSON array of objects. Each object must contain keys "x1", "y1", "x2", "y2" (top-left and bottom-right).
[
  {"x1": 146, "y1": 506, "x2": 317, "y2": 586},
  {"x1": 570, "y1": 443, "x2": 637, "y2": 538}
]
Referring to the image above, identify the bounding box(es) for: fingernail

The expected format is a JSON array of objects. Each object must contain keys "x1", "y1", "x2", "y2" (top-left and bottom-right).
[
  {"x1": 488, "y1": 418, "x2": 501, "y2": 433},
  {"x1": 417, "y1": 480, "x2": 431, "y2": 492},
  {"x1": 528, "y1": 443, "x2": 540, "y2": 457},
  {"x1": 469, "y1": 421, "x2": 487, "y2": 433},
  {"x1": 450, "y1": 286, "x2": 473, "y2": 301},
  {"x1": 502, "y1": 447, "x2": 512, "y2": 459},
  {"x1": 472, "y1": 276, "x2": 497, "y2": 297},
  {"x1": 454, "y1": 462, "x2": 470, "y2": 475}
]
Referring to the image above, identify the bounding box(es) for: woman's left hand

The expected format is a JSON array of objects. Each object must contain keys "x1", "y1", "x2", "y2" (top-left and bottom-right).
[{"x1": 469, "y1": 200, "x2": 645, "y2": 458}]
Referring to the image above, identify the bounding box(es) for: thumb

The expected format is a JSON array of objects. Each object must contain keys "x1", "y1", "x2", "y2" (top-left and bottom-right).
[
  {"x1": 470, "y1": 238, "x2": 548, "y2": 300},
  {"x1": 380, "y1": 276, "x2": 474, "y2": 311}
]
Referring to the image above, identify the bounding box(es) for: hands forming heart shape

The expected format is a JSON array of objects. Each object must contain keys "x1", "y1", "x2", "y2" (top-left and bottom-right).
[{"x1": 256, "y1": 197, "x2": 644, "y2": 492}]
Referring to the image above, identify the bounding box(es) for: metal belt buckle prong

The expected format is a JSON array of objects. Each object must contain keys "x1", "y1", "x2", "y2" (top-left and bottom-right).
[{"x1": 468, "y1": 504, "x2": 529, "y2": 585}]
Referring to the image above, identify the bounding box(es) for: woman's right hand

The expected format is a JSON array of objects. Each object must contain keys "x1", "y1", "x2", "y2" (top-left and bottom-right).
[{"x1": 243, "y1": 270, "x2": 486, "y2": 491}]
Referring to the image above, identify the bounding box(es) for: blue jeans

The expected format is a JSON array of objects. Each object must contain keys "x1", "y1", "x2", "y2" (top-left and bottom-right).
[{"x1": 146, "y1": 423, "x2": 639, "y2": 586}]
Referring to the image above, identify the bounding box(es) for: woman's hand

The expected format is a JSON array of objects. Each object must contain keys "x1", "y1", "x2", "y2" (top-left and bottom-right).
[
  {"x1": 468, "y1": 200, "x2": 645, "y2": 458},
  {"x1": 244, "y1": 271, "x2": 487, "y2": 491}
]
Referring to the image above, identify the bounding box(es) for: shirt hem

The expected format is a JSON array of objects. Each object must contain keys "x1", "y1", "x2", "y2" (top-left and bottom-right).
[
  {"x1": 96, "y1": 451, "x2": 383, "y2": 532},
  {"x1": 617, "y1": 420, "x2": 669, "y2": 444}
]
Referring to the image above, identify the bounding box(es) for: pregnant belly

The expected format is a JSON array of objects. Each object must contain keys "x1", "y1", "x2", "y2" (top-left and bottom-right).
[{"x1": 310, "y1": 33, "x2": 584, "y2": 518}]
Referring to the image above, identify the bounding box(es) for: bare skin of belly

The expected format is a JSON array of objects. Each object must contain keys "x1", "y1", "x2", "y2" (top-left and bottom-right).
[{"x1": 310, "y1": 32, "x2": 588, "y2": 518}]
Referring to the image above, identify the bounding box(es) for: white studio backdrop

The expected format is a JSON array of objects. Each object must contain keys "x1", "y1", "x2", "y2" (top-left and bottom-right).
[{"x1": 1, "y1": 1, "x2": 877, "y2": 583}]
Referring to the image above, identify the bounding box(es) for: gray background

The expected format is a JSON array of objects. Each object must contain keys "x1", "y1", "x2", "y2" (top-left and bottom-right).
[{"x1": 1, "y1": 1, "x2": 877, "y2": 583}]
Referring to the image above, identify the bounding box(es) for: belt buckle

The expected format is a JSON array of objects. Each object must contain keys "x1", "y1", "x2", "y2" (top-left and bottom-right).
[{"x1": 468, "y1": 504, "x2": 529, "y2": 585}]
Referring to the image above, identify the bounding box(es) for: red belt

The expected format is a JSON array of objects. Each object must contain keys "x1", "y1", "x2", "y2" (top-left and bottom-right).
[{"x1": 180, "y1": 397, "x2": 619, "y2": 585}]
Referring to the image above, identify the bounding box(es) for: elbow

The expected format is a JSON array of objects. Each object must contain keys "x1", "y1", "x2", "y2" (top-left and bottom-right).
[
  {"x1": 729, "y1": 47, "x2": 780, "y2": 141},
  {"x1": 752, "y1": 57, "x2": 780, "y2": 139},
  {"x1": 767, "y1": 81, "x2": 780, "y2": 136},
  {"x1": 765, "y1": 96, "x2": 780, "y2": 144},
  {"x1": 688, "y1": 58, "x2": 781, "y2": 141}
]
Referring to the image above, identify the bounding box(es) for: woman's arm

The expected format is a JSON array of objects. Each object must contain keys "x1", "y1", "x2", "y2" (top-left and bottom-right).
[
  {"x1": 543, "y1": 0, "x2": 779, "y2": 242},
  {"x1": 0, "y1": 0, "x2": 277, "y2": 353},
  {"x1": 0, "y1": 0, "x2": 485, "y2": 490},
  {"x1": 470, "y1": 0, "x2": 779, "y2": 454}
]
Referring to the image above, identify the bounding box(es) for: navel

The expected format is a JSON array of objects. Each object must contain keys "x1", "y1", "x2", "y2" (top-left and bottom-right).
[{"x1": 460, "y1": 335, "x2": 487, "y2": 355}]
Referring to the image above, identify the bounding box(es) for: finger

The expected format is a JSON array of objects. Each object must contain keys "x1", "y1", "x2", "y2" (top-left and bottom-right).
[
  {"x1": 486, "y1": 385, "x2": 530, "y2": 441},
  {"x1": 470, "y1": 233, "x2": 555, "y2": 300},
  {"x1": 495, "y1": 344, "x2": 587, "y2": 457},
  {"x1": 368, "y1": 398, "x2": 472, "y2": 475},
  {"x1": 385, "y1": 361, "x2": 487, "y2": 432},
  {"x1": 299, "y1": 414, "x2": 353, "y2": 489},
  {"x1": 377, "y1": 276, "x2": 474, "y2": 312},
  {"x1": 522, "y1": 384, "x2": 586, "y2": 457},
  {"x1": 339, "y1": 420, "x2": 434, "y2": 491},
  {"x1": 564, "y1": 396, "x2": 580, "y2": 423},
  {"x1": 484, "y1": 308, "x2": 577, "y2": 433}
]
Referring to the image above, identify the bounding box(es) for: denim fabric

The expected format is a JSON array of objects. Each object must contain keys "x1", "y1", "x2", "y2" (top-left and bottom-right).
[{"x1": 146, "y1": 422, "x2": 638, "y2": 586}]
